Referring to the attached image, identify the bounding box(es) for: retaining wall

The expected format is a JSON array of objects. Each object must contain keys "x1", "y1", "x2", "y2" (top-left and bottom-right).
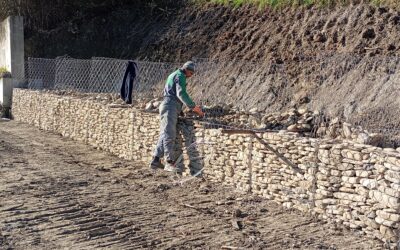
[{"x1": 12, "y1": 89, "x2": 400, "y2": 245}]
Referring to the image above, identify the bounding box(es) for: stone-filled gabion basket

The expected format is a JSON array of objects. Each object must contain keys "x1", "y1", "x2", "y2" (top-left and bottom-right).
[{"x1": 12, "y1": 89, "x2": 400, "y2": 248}]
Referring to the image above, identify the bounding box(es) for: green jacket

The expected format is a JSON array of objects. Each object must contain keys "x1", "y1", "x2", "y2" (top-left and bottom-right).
[{"x1": 163, "y1": 69, "x2": 195, "y2": 108}]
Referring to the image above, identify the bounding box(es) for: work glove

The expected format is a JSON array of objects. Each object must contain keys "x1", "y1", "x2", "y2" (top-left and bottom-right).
[{"x1": 192, "y1": 105, "x2": 205, "y2": 117}]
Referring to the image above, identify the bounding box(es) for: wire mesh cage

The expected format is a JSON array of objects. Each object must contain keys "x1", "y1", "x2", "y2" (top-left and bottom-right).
[{"x1": 20, "y1": 54, "x2": 400, "y2": 145}]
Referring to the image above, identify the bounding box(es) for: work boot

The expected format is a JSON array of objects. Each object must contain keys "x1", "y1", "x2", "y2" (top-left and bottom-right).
[
  {"x1": 164, "y1": 161, "x2": 180, "y2": 174},
  {"x1": 149, "y1": 156, "x2": 164, "y2": 170}
]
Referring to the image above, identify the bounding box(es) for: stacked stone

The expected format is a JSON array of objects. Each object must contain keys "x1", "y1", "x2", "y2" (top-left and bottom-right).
[
  {"x1": 11, "y1": 89, "x2": 400, "y2": 245},
  {"x1": 12, "y1": 89, "x2": 157, "y2": 162},
  {"x1": 251, "y1": 131, "x2": 317, "y2": 212},
  {"x1": 131, "y1": 110, "x2": 159, "y2": 163},
  {"x1": 55, "y1": 97, "x2": 72, "y2": 137},
  {"x1": 86, "y1": 102, "x2": 110, "y2": 151},
  {"x1": 12, "y1": 89, "x2": 35, "y2": 124},
  {"x1": 13, "y1": 89, "x2": 58, "y2": 133},
  {"x1": 143, "y1": 98, "x2": 163, "y2": 112},
  {"x1": 312, "y1": 143, "x2": 366, "y2": 227},
  {"x1": 65, "y1": 97, "x2": 90, "y2": 142},
  {"x1": 202, "y1": 129, "x2": 252, "y2": 193},
  {"x1": 36, "y1": 93, "x2": 57, "y2": 131},
  {"x1": 201, "y1": 129, "x2": 227, "y2": 182},
  {"x1": 13, "y1": 89, "x2": 394, "y2": 147},
  {"x1": 200, "y1": 105, "x2": 391, "y2": 147},
  {"x1": 361, "y1": 149, "x2": 399, "y2": 244},
  {"x1": 105, "y1": 107, "x2": 133, "y2": 160},
  {"x1": 310, "y1": 142, "x2": 400, "y2": 244}
]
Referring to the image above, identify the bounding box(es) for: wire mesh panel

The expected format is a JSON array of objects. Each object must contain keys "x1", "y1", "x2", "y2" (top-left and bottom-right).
[
  {"x1": 21, "y1": 54, "x2": 400, "y2": 144},
  {"x1": 24, "y1": 57, "x2": 182, "y2": 97},
  {"x1": 54, "y1": 58, "x2": 92, "y2": 92},
  {"x1": 26, "y1": 57, "x2": 56, "y2": 89},
  {"x1": 134, "y1": 61, "x2": 181, "y2": 100},
  {"x1": 188, "y1": 58, "x2": 288, "y2": 112},
  {"x1": 89, "y1": 57, "x2": 129, "y2": 93}
]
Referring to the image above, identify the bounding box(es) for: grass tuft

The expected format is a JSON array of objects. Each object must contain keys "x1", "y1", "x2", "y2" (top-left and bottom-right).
[
  {"x1": 0, "y1": 67, "x2": 9, "y2": 73},
  {"x1": 0, "y1": 67, "x2": 11, "y2": 78}
]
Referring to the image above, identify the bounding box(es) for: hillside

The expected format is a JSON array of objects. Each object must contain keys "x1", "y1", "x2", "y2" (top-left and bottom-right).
[
  {"x1": 2, "y1": 1, "x2": 400, "y2": 142},
  {"x1": 1, "y1": 1, "x2": 397, "y2": 59}
]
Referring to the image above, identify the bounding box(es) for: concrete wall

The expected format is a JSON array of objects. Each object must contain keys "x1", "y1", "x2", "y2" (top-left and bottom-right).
[
  {"x1": 0, "y1": 78, "x2": 13, "y2": 107},
  {"x1": 0, "y1": 16, "x2": 24, "y2": 114},
  {"x1": 0, "y1": 18, "x2": 10, "y2": 71},
  {"x1": 12, "y1": 89, "x2": 400, "y2": 247},
  {"x1": 0, "y1": 16, "x2": 24, "y2": 78}
]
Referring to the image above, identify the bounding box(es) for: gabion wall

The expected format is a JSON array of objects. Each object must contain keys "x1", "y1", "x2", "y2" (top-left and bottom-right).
[{"x1": 12, "y1": 89, "x2": 400, "y2": 247}]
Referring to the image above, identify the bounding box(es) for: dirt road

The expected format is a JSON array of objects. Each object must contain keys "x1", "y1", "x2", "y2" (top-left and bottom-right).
[{"x1": 0, "y1": 120, "x2": 383, "y2": 249}]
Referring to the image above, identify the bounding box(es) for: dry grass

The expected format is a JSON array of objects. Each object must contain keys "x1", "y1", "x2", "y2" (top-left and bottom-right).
[{"x1": 0, "y1": 67, "x2": 9, "y2": 74}]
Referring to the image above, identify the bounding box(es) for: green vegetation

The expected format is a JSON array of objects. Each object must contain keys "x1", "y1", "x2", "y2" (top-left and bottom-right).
[
  {"x1": 204, "y1": 0, "x2": 399, "y2": 9},
  {"x1": 0, "y1": 67, "x2": 11, "y2": 77}
]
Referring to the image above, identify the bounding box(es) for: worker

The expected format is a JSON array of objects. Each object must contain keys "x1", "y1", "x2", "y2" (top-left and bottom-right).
[{"x1": 150, "y1": 61, "x2": 204, "y2": 173}]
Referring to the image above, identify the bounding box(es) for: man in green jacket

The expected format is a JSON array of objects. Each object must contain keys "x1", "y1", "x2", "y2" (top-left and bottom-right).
[{"x1": 150, "y1": 61, "x2": 204, "y2": 173}]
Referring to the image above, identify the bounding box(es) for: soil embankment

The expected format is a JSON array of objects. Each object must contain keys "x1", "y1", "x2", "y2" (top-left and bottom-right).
[
  {"x1": 25, "y1": 3, "x2": 400, "y2": 135},
  {"x1": 26, "y1": 3, "x2": 400, "y2": 60}
]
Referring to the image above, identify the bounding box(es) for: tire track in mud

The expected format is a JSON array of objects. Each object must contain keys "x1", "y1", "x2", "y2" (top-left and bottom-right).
[
  {"x1": 0, "y1": 121, "x2": 383, "y2": 249},
  {"x1": 0, "y1": 123, "x2": 238, "y2": 249}
]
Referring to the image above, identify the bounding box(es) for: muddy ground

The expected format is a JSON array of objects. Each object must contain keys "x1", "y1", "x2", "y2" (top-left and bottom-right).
[{"x1": 0, "y1": 120, "x2": 384, "y2": 249}]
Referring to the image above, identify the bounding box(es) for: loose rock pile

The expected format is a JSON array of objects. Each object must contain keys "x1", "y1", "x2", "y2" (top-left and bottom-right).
[
  {"x1": 12, "y1": 89, "x2": 400, "y2": 247},
  {"x1": 143, "y1": 97, "x2": 390, "y2": 147},
  {"x1": 44, "y1": 91, "x2": 394, "y2": 148}
]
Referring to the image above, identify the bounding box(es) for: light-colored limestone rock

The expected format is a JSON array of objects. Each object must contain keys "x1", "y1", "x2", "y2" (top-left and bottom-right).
[
  {"x1": 361, "y1": 178, "x2": 378, "y2": 189},
  {"x1": 376, "y1": 210, "x2": 400, "y2": 223},
  {"x1": 384, "y1": 170, "x2": 400, "y2": 184},
  {"x1": 369, "y1": 190, "x2": 400, "y2": 210},
  {"x1": 380, "y1": 225, "x2": 398, "y2": 242}
]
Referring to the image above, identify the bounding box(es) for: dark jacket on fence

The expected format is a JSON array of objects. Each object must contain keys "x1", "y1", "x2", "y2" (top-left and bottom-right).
[{"x1": 120, "y1": 61, "x2": 138, "y2": 104}]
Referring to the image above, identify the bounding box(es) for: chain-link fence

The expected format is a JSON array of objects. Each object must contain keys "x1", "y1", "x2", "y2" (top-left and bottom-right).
[
  {"x1": 297, "y1": 52, "x2": 400, "y2": 146},
  {"x1": 23, "y1": 56, "x2": 180, "y2": 95},
  {"x1": 18, "y1": 53, "x2": 400, "y2": 146}
]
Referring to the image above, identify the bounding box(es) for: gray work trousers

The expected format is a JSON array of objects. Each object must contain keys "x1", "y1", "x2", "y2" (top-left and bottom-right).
[{"x1": 153, "y1": 97, "x2": 182, "y2": 162}]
